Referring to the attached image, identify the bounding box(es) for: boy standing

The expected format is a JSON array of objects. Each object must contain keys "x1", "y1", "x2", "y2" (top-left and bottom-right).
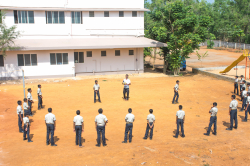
[
  {"x1": 241, "y1": 87, "x2": 247, "y2": 111},
  {"x1": 234, "y1": 76, "x2": 239, "y2": 95},
  {"x1": 243, "y1": 92, "x2": 250, "y2": 122},
  {"x1": 143, "y1": 109, "x2": 155, "y2": 140},
  {"x1": 45, "y1": 108, "x2": 57, "y2": 146},
  {"x1": 122, "y1": 108, "x2": 135, "y2": 143},
  {"x1": 27, "y1": 88, "x2": 34, "y2": 116},
  {"x1": 73, "y1": 110, "x2": 84, "y2": 148},
  {"x1": 174, "y1": 105, "x2": 185, "y2": 138},
  {"x1": 17, "y1": 100, "x2": 24, "y2": 133},
  {"x1": 93, "y1": 80, "x2": 101, "y2": 103},
  {"x1": 172, "y1": 80, "x2": 180, "y2": 104},
  {"x1": 37, "y1": 84, "x2": 43, "y2": 110},
  {"x1": 122, "y1": 74, "x2": 131, "y2": 100},
  {"x1": 204, "y1": 102, "x2": 218, "y2": 136},
  {"x1": 95, "y1": 108, "x2": 108, "y2": 147},
  {"x1": 23, "y1": 113, "x2": 33, "y2": 142},
  {"x1": 240, "y1": 75, "x2": 245, "y2": 92},
  {"x1": 226, "y1": 95, "x2": 238, "y2": 130},
  {"x1": 23, "y1": 98, "x2": 29, "y2": 115}
]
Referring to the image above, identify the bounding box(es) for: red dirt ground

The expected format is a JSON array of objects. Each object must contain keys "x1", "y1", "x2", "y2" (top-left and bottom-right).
[{"x1": 0, "y1": 73, "x2": 250, "y2": 166}]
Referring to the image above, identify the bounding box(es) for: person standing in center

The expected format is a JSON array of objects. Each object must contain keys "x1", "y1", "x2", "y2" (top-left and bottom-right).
[
  {"x1": 37, "y1": 84, "x2": 43, "y2": 110},
  {"x1": 172, "y1": 80, "x2": 180, "y2": 104},
  {"x1": 73, "y1": 110, "x2": 84, "y2": 148},
  {"x1": 226, "y1": 95, "x2": 238, "y2": 130},
  {"x1": 27, "y1": 88, "x2": 34, "y2": 116},
  {"x1": 234, "y1": 76, "x2": 239, "y2": 95},
  {"x1": 122, "y1": 108, "x2": 135, "y2": 143},
  {"x1": 174, "y1": 105, "x2": 185, "y2": 138},
  {"x1": 95, "y1": 108, "x2": 108, "y2": 147},
  {"x1": 122, "y1": 74, "x2": 131, "y2": 100},
  {"x1": 93, "y1": 80, "x2": 101, "y2": 103},
  {"x1": 45, "y1": 108, "x2": 57, "y2": 146},
  {"x1": 143, "y1": 109, "x2": 155, "y2": 140},
  {"x1": 204, "y1": 102, "x2": 218, "y2": 136}
]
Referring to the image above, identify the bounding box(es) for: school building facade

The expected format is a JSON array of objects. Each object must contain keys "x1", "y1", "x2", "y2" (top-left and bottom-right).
[{"x1": 0, "y1": 0, "x2": 167, "y2": 79}]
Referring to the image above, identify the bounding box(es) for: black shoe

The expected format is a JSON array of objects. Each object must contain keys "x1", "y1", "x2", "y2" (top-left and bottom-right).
[
  {"x1": 150, "y1": 138, "x2": 152, "y2": 140},
  {"x1": 99, "y1": 100, "x2": 101, "y2": 103},
  {"x1": 173, "y1": 135, "x2": 178, "y2": 138},
  {"x1": 129, "y1": 141, "x2": 131, "y2": 143},
  {"x1": 95, "y1": 144, "x2": 100, "y2": 147},
  {"x1": 172, "y1": 102, "x2": 175, "y2": 104},
  {"x1": 51, "y1": 144, "x2": 57, "y2": 146},
  {"x1": 122, "y1": 141, "x2": 127, "y2": 143},
  {"x1": 28, "y1": 140, "x2": 33, "y2": 143},
  {"x1": 143, "y1": 137, "x2": 147, "y2": 140},
  {"x1": 204, "y1": 133, "x2": 209, "y2": 136},
  {"x1": 233, "y1": 126, "x2": 237, "y2": 129},
  {"x1": 94, "y1": 101, "x2": 96, "y2": 103},
  {"x1": 181, "y1": 135, "x2": 185, "y2": 138},
  {"x1": 23, "y1": 138, "x2": 27, "y2": 140},
  {"x1": 46, "y1": 143, "x2": 49, "y2": 145},
  {"x1": 242, "y1": 120, "x2": 247, "y2": 122},
  {"x1": 212, "y1": 132, "x2": 217, "y2": 135},
  {"x1": 226, "y1": 128, "x2": 232, "y2": 130},
  {"x1": 103, "y1": 144, "x2": 107, "y2": 146},
  {"x1": 38, "y1": 108, "x2": 40, "y2": 110}
]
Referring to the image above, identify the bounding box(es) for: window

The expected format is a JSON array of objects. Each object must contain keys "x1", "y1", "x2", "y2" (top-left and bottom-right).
[
  {"x1": 0, "y1": 55, "x2": 4, "y2": 66},
  {"x1": 17, "y1": 54, "x2": 37, "y2": 66},
  {"x1": 74, "y1": 52, "x2": 84, "y2": 63},
  {"x1": 101, "y1": 51, "x2": 106, "y2": 57},
  {"x1": 115, "y1": 50, "x2": 120, "y2": 56},
  {"x1": 87, "y1": 51, "x2": 92, "y2": 57},
  {"x1": 46, "y1": 11, "x2": 65, "y2": 24},
  {"x1": 132, "y1": 11, "x2": 137, "y2": 17},
  {"x1": 119, "y1": 11, "x2": 124, "y2": 17},
  {"x1": 71, "y1": 11, "x2": 82, "y2": 24},
  {"x1": 50, "y1": 53, "x2": 68, "y2": 65},
  {"x1": 104, "y1": 11, "x2": 109, "y2": 17},
  {"x1": 89, "y1": 11, "x2": 94, "y2": 17},
  {"x1": 129, "y1": 50, "x2": 134, "y2": 55},
  {"x1": 14, "y1": 10, "x2": 34, "y2": 24}
]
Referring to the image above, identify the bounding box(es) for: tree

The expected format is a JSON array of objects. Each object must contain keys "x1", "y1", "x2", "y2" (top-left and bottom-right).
[
  {"x1": 207, "y1": 33, "x2": 215, "y2": 49},
  {"x1": 196, "y1": 51, "x2": 208, "y2": 67},
  {"x1": 0, "y1": 11, "x2": 20, "y2": 57}
]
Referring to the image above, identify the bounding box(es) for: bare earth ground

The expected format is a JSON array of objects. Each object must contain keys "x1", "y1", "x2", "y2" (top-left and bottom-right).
[{"x1": 1, "y1": 72, "x2": 250, "y2": 166}]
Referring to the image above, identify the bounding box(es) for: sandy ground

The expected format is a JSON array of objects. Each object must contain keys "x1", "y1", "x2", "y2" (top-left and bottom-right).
[{"x1": 1, "y1": 73, "x2": 250, "y2": 166}]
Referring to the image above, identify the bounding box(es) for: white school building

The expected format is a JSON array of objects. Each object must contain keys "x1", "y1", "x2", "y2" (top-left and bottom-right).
[{"x1": 0, "y1": 0, "x2": 167, "y2": 79}]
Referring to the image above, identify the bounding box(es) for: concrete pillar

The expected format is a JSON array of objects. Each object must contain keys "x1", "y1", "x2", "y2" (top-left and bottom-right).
[{"x1": 235, "y1": 43, "x2": 237, "y2": 49}]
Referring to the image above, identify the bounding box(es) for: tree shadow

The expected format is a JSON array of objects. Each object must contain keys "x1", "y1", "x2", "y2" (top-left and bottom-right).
[
  {"x1": 30, "y1": 134, "x2": 34, "y2": 140},
  {"x1": 54, "y1": 136, "x2": 60, "y2": 143},
  {"x1": 238, "y1": 115, "x2": 245, "y2": 121},
  {"x1": 222, "y1": 121, "x2": 230, "y2": 128}
]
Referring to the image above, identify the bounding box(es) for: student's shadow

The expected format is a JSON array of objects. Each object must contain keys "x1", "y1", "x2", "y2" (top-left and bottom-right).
[
  {"x1": 173, "y1": 129, "x2": 177, "y2": 135},
  {"x1": 54, "y1": 136, "x2": 60, "y2": 143},
  {"x1": 222, "y1": 121, "x2": 230, "y2": 128},
  {"x1": 238, "y1": 115, "x2": 245, "y2": 121},
  {"x1": 32, "y1": 110, "x2": 37, "y2": 116},
  {"x1": 81, "y1": 137, "x2": 85, "y2": 143},
  {"x1": 204, "y1": 127, "x2": 208, "y2": 131},
  {"x1": 29, "y1": 119, "x2": 34, "y2": 123},
  {"x1": 30, "y1": 134, "x2": 34, "y2": 140}
]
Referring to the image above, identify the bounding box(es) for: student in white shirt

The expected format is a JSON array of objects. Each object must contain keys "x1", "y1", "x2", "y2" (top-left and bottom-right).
[
  {"x1": 95, "y1": 108, "x2": 108, "y2": 147},
  {"x1": 122, "y1": 108, "x2": 135, "y2": 143},
  {"x1": 17, "y1": 100, "x2": 24, "y2": 133},
  {"x1": 27, "y1": 88, "x2": 34, "y2": 116},
  {"x1": 122, "y1": 74, "x2": 131, "y2": 100},
  {"x1": 204, "y1": 102, "x2": 218, "y2": 136},
  {"x1": 143, "y1": 109, "x2": 155, "y2": 140},
  {"x1": 93, "y1": 80, "x2": 101, "y2": 103},
  {"x1": 226, "y1": 95, "x2": 238, "y2": 130},
  {"x1": 73, "y1": 110, "x2": 84, "y2": 147},
  {"x1": 45, "y1": 108, "x2": 57, "y2": 146},
  {"x1": 174, "y1": 105, "x2": 185, "y2": 138},
  {"x1": 37, "y1": 84, "x2": 43, "y2": 110},
  {"x1": 23, "y1": 98, "x2": 29, "y2": 116},
  {"x1": 241, "y1": 87, "x2": 247, "y2": 111},
  {"x1": 239, "y1": 75, "x2": 245, "y2": 92},
  {"x1": 234, "y1": 76, "x2": 239, "y2": 95},
  {"x1": 172, "y1": 80, "x2": 180, "y2": 104},
  {"x1": 23, "y1": 113, "x2": 32, "y2": 142},
  {"x1": 243, "y1": 92, "x2": 250, "y2": 122}
]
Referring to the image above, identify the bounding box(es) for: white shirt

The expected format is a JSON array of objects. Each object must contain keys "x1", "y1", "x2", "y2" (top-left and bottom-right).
[
  {"x1": 93, "y1": 84, "x2": 100, "y2": 91},
  {"x1": 123, "y1": 79, "x2": 131, "y2": 89},
  {"x1": 147, "y1": 114, "x2": 155, "y2": 123},
  {"x1": 242, "y1": 90, "x2": 247, "y2": 98},
  {"x1": 210, "y1": 107, "x2": 218, "y2": 116},
  {"x1": 27, "y1": 92, "x2": 33, "y2": 100},
  {"x1": 95, "y1": 114, "x2": 108, "y2": 126},
  {"x1": 242, "y1": 84, "x2": 246, "y2": 89},
  {"x1": 174, "y1": 84, "x2": 179, "y2": 91},
  {"x1": 37, "y1": 88, "x2": 42, "y2": 95},
  {"x1": 23, "y1": 117, "x2": 30, "y2": 125},
  {"x1": 17, "y1": 105, "x2": 23, "y2": 114},
  {"x1": 73, "y1": 115, "x2": 84, "y2": 125},
  {"x1": 176, "y1": 110, "x2": 185, "y2": 119},
  {"x1": 230, "y1": 99, "x2": 238, "y2": 110},
  {"x1": 23, "y1": 102, "x2": 29, "y2": 110},
  {"x1": 235, "y1": 78, "x2": 238, "y2": 83},
  {"x1": 45, "y1": 113, "x2": 56, "y2": 124},
  {"x1": 247, "y1": 96, "x2": 250, "y2": 104},
  {"x1": 125, "y1": 113, "x2": 135, "y2": 123},
  {"x1": 240, "y1": 78, "x2": 245, "y2": 83}
]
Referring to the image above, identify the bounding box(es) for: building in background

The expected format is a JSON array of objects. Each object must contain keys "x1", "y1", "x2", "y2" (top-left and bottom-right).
[{"x1": 0, "y1": 0, "x2": 167, "y2": 79}]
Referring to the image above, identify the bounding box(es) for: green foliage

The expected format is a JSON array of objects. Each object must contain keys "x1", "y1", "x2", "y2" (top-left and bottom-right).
[
  {"x1": 207, "y1": 33, "x2": 215, "y2": 49},
  {"x1": 144, "y1": 47, "x2": 152, "y2": 60},
  {"x1": 0, "y1": 11, "x2": 20, "y2": 57}
]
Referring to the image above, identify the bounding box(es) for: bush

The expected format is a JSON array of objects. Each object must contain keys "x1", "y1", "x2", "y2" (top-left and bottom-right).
[{"x1": 207, "y1": 40, "x2": 214, "y2": 49}]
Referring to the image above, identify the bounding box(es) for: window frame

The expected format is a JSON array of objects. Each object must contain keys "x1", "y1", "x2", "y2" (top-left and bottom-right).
[
  {"x1": 115, "y1": 50, "x2": 120, "y2": 56},
  {"x1": 71, "y1": 11, "x2": 82, "y2": 24},
  {"x1": 89, "y1": 11, "x2": 94, "y2": 17},
  {"x1": 119, "y1": 11, "x2": 124, "y2": 17},
  {"x1": 14, "y1": 10, "x2": 35, "y2": 24},
  {"x1": 104, "y1": 11, "x2": 109, "y2": 17},
  {"x1": 132, "y1": 11, "x2": 137, "y2": 17},
  {"x1": 101, "y1": 51, "x2": 106, "y2": 57},
  {"x1": 46, "y1": 11, "x2": 65, "y2": 24},
  {"x1": 50, "y1": 53, "x2": 68, "y2": 65},
  {"x1": 74, "y1": 52, "x2": 84, "y2": 63},
  {"x1": 0, "y1": 55, "x2": 4, "y2": 67},
  {"x1": 86, "y1": 51, "x2": 92, "y2": 57},
  {"x1": 17, "y1": 54, "x2": 37, "y2": 66},
  {"x1": 129, "y1": 50, "x2": 134, "y2": 55}
]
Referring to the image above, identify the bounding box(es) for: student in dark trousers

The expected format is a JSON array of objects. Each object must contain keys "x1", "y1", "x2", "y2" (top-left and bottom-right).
[
  {"x1": 173, "y1": 105, "x2": 185, "y2": 138},
  {"x1": 45, "y1": 108, "x2": 57, "y2": 146},
  {"x1": 37, "y1": 84, "x2": 43, "y2": 110},
  {"x1": 73, "y1": 110, "x2": 84, "y2": 148},
  {"x1": 226, "y1": 95, "x2": 238, "y2": 130},
  {"x1": 122, "y1": 74, "x2": 131, "y2": 100},
  {"x1": 17, "y1": 100, "x2": 24, "y2": 133},
  {"x1": 204, "y1": 102, "x2": 218, "y2": 136},
  {"x1": 23, "y1": 113, "x2": 33, "y2": 142},
  {"x1": 95, "y1": 108, "x2": 108, "y2": 147},
  {"x1": 239, "y1": 75, "x2": 244, "y2": 92},
  {"x1": 143, "y1": 109, "x2": 155, "y2": 140},
  {"x1": 93, "y1": 80, "x2": 101, "y2": 103},
  {"x1": 122, "y1": 108, "x2": 135, "y2": 143},
  {"x1": 172, "y1": 80, "x2": 180, "y2": 104},
  {"x1": 241, "y1": 87, "x2": 247, "y2": 111},
  {"x1": 234, "y1": 76, "x2": 239, "y2": 95},
  {"x1": 27, "y1": 88, "x2": 34, "y2": 116},
  {"x1": 243, "y1": 92, "x2": 250, "y2": 122},
  {"x1": 23, "y1": 98, "x2": 29, "y2": 116}
]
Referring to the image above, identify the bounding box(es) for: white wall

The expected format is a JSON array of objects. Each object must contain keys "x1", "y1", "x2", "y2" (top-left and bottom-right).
[{"x1": 0, "y1": 0, "x2": 144, "y2": 9}]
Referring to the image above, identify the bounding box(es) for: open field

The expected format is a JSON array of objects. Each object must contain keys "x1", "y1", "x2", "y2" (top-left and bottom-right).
[{"x1": 0, "y1": 73, "x2": 250, "y2": 166}]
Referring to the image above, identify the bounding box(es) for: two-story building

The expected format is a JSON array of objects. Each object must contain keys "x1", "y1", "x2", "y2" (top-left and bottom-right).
[{"x1": 0, "y1": 0, "x2": 167, "y2": 79}]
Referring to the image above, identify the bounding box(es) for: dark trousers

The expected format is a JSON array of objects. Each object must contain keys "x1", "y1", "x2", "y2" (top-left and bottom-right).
[
  {"x1": 97, "y1": 126, "x2": 106, "y2": 145},
  {"x1": 176, "y1": 119, "x2": 184, "y2": 136},
  {"x1": 75, "y1": 125, "x2": 82, "y2": 146},
  {"x1": 124, "y1": 123, "x2": 133, "y2": 142},
  {"x1": 242, "y1": 97, "x2": 247, "y2": 110},
  {"x1": 206, "y1": 116, "x2": 217, "y2": 134},
  {"x1": 38, "y1": 96, "x2": 42, "y2": 109},
  {"x1": 94, "y1": 91, "x2": 101, "y2": 102},
  {"x1": 172, "y1": 91, "x2": 179, "y2": 103},
  {"x1": 18, "y1": 114, "x2": 23, "y2": 132},
  {"x1": 24, "y1": 110, "x2": 29, "y2": 115},
  {"x1": 28, "y1": 101, "x2": 32, "y2": 115},
  {"x1": 240, "y1": 85, "x2": 243, "y2": 91},
  {"x1": 123, "y1": 88, "x2": 129, "y2": 100},
  {"x1": 46, "y1": 124, "x2": 55, "y2": 145},
  {"x1": 234, "y1": 83, "x2": 238, "y2": 95},
  {"x1": 244, "y1": 106, "x2": 250, "y2": 121},
  {"x1": 23, "y1": 124, "x2": 31, "y2": 141},
  {"x1": 144, "y1": 122, "x2": 154, "y2": 139},
  {"x1": 230, "y1": 109, "x2": 238, "y2": 128}
]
